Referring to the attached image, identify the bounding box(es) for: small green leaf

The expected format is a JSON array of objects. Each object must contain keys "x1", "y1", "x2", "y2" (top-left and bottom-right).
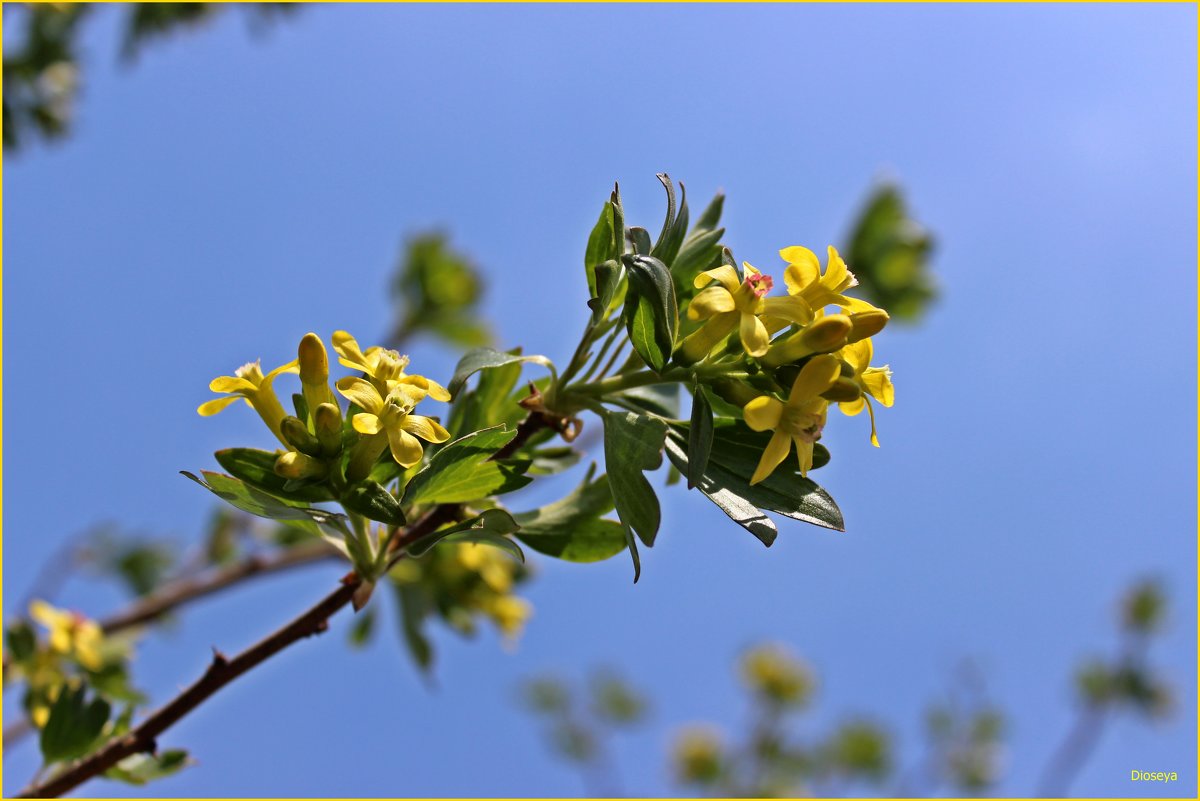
[
  {"x1": 588, "y1": 259, "x2": 626, "y2": 323},
  {"x1": 447, "y1": 348, "x2": 554, "y2": 398},
  {"x1": 514, "y1": 469, "x2": 627, "y2": 563},
  {"x1": 622, "y1": 254, "x2": 678, "y2": 373},
  {"x1": 687, "y1": 386, "x2": 714, "y2": 489},
  {"x1": 673, "y1": 227, "x2": 724, "y2": 289},
  {"x1": 401, "y1": 426, "x2": 532, "y2": 506},
  {"x1": 526, "y1": 445, "x2": 583, "y2": 476},
  {"x1": 613, "y1": 383, "x2": 680, "y2": 418},
  {"x1": 442, "y1": 529, "x2": 526, "y2": 563},
  {"x1": 652, "y1": 175, "x2": 689, "y2": 267},
  {"x1": 584, "y1": 201, "x2": 615, "y2": 295},
  {"x1": 181, "y1": 471, "x2": 321, "y2": 537},
  {"x1": 214, "y1": 448, "x2": 335, "y2": 502},
  {"x1": 340, "y1": 480, "x2": 406, "y2": 526},
  {"x1": 104, "y1": 750, "x2": 191, "y2": 786},
  {"x1": 629, "y1": 226, "x2": 652, "y2": 256},
  {"x1": 693, "y1": 190, "x2": 725, "y2": 233},
  {"x1": 40, "y1": 683, "x2": 111, "y2": 764},
  {"x1": 407, "y1": 508, "x2": 521, "y2": 558},
  {"x1": 603, "y1": 412, "x2": 667, "y2": 548},
  {"x1": 623, "y1": 525, "x2": 641, "y2": 583},
  {"x1": 448, "y1": 350, "x2": 524, "y2": 436}
]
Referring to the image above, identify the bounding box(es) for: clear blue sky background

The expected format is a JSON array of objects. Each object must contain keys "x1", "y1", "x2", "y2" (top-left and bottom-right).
[{"x1": 3, "y1": 4, "x2": 1196, "y2": 797}]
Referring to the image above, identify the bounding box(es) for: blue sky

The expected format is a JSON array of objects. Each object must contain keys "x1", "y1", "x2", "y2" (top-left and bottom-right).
[{"x1": 3, "y1": 3, "x2": 1196, "y2": 797}]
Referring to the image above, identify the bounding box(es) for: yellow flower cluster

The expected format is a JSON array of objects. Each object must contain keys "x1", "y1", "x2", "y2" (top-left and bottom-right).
[
  {"x1": 682, "y1": 246, "x2": 894, "y2": 485},
  {"x1": 197, "y1": 331, "x2": 452, "y2": 476}
]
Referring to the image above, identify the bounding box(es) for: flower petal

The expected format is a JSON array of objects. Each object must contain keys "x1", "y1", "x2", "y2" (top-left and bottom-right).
[
  {"x1": 823, "y1": 245, "x2": 857, "y2": 292},
  {"x1": 336, "y1": 377, "x2": 384, "y2": 413},
  {"x1": 863, "y1": 366, "x2": 895, "y2": 407},
  {"x1": 739, "y1": 311, "x2": 771, "y2": 357},
  {"x1": 352, "y1": 413, "x2": 383, "y2": 435},
  {"x1": 387, "y1": 427, "x2": 425, "y2": 468},
  {"x1": 197, "y1": 396, "x2": 241, "y2": 416},
  {"x1": 839, "y1": 397, "x2": 866, "y2": 417},
  {"x1": 760, "y1": 295, "x2": 814, "y2": 326},
  {"x1": 687, "y1": 286, "x2": 737, "y2": 320},
  {"x1": 209, "y1": 376, "x2": 256, "y2": 394},
  {"x1": 788, "y1": 354, "x2": 842, "y2": 403},
  {"x1": 792, "y1": 436, "x2": 815, "y2": 475},
  {"x1": 402, "y1": 414, "x2": 451, "y2": 444},
  {"x1": 841, "y1": 338, "x2": 873, "y2": 373},
  {"x1": 264, "y1": 359, "x2": 300, "y2": 381},
  {"x1": 694, "y1": 264, "x2": 741, "y2": 292},
  {"x1": 750, "y1": 430, "x2": 792, "y2": 485},
  {"x1": 742, "y1": 396, "x2": 784, "y2": 431}
]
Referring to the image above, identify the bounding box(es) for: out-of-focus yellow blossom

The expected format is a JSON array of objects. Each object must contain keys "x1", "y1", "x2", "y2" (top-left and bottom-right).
[
  {"x1": 673, "y1": 726, "x2": 725, "y2": 784},
  {"x1": 678, "y1": 263, "x2": 811, "y2": 361},
  {"x1": 456, "y1": 543, "x2": 516, "y2": 594},
  {"x1": 337, "y1": 377, "x2": 450, "y2": 468},
  {"x1": 742, "y1": 354, "x2": 841, "y2": 484},
  {"x1": 740, "y1": 643, "x2": 815, "y2": 707},
  {"x1": 29, "y1": 601, "x2": 103, "y2": 671},
  {"x1": 197, "y1": 358, "x2": 298, "y2": 446},
  {"x1": 838, "y1": 338, "x2": 895, "y2": 447},
  {"x1": 483, "y1": 594, "x2": 533, "y2": 639},
  {"x1": 332, "y1": 330, "x2": 451, "y2": 401}
]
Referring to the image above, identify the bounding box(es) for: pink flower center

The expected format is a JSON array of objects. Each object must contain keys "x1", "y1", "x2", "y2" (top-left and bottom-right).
[{"x1": 745, "y1": 273, "x2": 774, "y2": 299}]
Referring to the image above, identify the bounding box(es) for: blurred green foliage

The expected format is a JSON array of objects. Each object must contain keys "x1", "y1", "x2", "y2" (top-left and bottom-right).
[
  {"x1": 3, "y1": 3, "x2": 294, "y2": 152},
  {"x1": 388, "y1": 233, "x2": 492, "y2": 348},
  {"x1": 843, "y1": 184, "x2": 936, "y2": 322}
]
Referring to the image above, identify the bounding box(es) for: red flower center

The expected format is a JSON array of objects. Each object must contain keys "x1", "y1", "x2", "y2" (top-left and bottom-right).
[{"x1": 745, "y1": 273, "x2": 774, "y2": 299}]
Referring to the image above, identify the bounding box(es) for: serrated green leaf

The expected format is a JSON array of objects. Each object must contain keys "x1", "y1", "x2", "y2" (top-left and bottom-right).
[
  {"x1": 40, "y1": 684, "x2": 111, "y2": 764},
  {"x1": 622, "y1": 254, "x2": 678, "y2": 373},
  {"x1": 687, "y1": 386, "x2": 714, "y2": 489},
  {"x1": 603, "y1": 412, "x2": 667, "y2": 548},
  {"x1": 514, "y1": 469, "x2": 627, "y2": 563},
  {"x1": 401, "y1": 426, "x2": 532, "y2": 505},
  {"x1": 214, "y1": 448, "x2": 335, "y2": 502}
]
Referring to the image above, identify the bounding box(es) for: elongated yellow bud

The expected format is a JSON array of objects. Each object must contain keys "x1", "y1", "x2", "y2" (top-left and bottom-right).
[
  {"x1": 298, "y1": 333, "x2": 339, "y2": 420},
  {"x1": 280, "y1": 416, "x2": 322, "y2": 456},
  {"x1": 313, "y1": 403, "x2": 343, "y2": 455},
  {"x1": 846, "y1": 308, "x2": 889, "y2": 344},
  {"x1": 760, "y1": 315, "x2": 851, "y2": 367},
  {"x1": 274, "y1": 451, "x2": 327, "y2": 480}
]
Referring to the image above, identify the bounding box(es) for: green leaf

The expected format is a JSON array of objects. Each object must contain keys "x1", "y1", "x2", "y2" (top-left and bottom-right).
[
  {"x1": 181, "y1": 471, "x2": 321, "y2": 537},
  {"x1": 527, "y1": 445, "x2": 583, "y2": 475},
  {"x1": 348, "y1": 607, "x2": 376, "y2": 648},
  {"x1": 613, "y1": 383, "x2": 680, "y2": 418},
  {"x1": 6, "y1": 621, "x2": 37, "y2": 664},
  {"x1": 40, "y1": 683, "x2": 111, "y2": 764},
  {"x1": 214, "y1": 448, "x2": 335, "y2": 502},
  {"x1": 392, "y1": 582, "x2": 433, "y2": 671},
  {"x1": 666, "y1": 422, "x2": 844, "y2": 541},
  {"x1": 406, "y1": 508, "x2": 521, "y2": 558},
  {"x1": 401, "y1": 426, "x2": 533, "y2": 505},
  {"x1": 449, "y1": 350, "x2": 523, "y2": 436},
  {"x1": 629, "y1": 226, "x2": 652, "y2": 256},
  {"x1": 104, "y1": 750, "x2": 191, "y2": 786},
  {"x1": 693, "y1": 190, "x2": 725, "y2": 233},
  {"x1": 584, "y1": 201, "x2": 615, "y2": 296},
  {"x1": 447, "y1": 348, "x2": 554, "y2": 399},
  {"x1": 673, "y1": 227, "x2": 725, "y2": 288},
  {"x1": 589, "y1": 259, "x2": 626, "y2": 323},
  {"x1": 663, "y1": 435, "x2": 777, "y2": 546},
  {"x1": 652, "y1": 174, "x2": 689, "y2": 267},
  {"x1": 442, "y1": 530, "x2": 526, "y2": 563},
  {"x1": 514, "y1": 469, "x2": 627, "y2": 563},
  {"x1": 340, "y1": 480, "x2": 406, "y2": 526},
  {"x1": 623, "y1": 525, "x2": 641, "y2": 583},
  {"x1": 622, "y1": 254, "x2": 678, "y2": 373},
  {"x1": 603, "y1": 412, "x2": 667, "y2": 548},
  {"x1": 687, "y1": 386, "x2": 714, "y2": 489}
]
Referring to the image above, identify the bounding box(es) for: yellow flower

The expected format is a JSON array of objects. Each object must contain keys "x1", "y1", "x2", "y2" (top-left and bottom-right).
[
  {"x1": 197, "y1": 358, "x2": 298, "y2": 446},
  {"x1": 331, "y1": 330, "x2": 451, "y2": 401},
  {"x1": 456, "y1": 542, "x2": 516, "y2": 594},
  {"x1": 29, "y1": 601, "x2": 103, "y2": 671},
  {"x1": 779, "y1": 244, "x2": 859, "y2": 311},
  {"x1": 337, "y1": 377, "x2": 450, "y2": 468},
  {"x1": 483, "y1": 594, "x2": 532, "y2": 639},
  {"x1": 838, "y1": 338, "x2": 894, "y2": 447},
  {"x1": 742, "y1": 354, "x2": 841, "y2": 484},
  {"x1": 679, "y1": 263, "x2": 810, "y2": 361}
]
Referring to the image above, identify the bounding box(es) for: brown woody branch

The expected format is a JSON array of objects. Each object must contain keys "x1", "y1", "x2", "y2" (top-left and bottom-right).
[{"x1": 18, "y1": 412, "x2": 555, "y2": 798}]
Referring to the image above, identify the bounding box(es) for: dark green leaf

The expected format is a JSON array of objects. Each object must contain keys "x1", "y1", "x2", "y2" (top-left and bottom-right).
[
  {"x1": 526, "y1": 445, "x2": 583, "y2": 475},
  {"x1": 687, "y1": 386, "x2": 714, "y2": 489},
  {"x1": 603, "y1": 412, "x2": 667, "y2": 548},
  {"x1": 629, "y1": 226, "x2": 652, "y2": 256},
  {"x1": 340, "y1": 480, "x2": 406, "y2": 526},
  {"x1": 406, "y1": 508, "x2": 521, "y2": 558},
  {"x1": 693, "y1": 191, "x2": 725, "y2": 233},
  {"x1": 584, "y1": 201, "x2": 615, "y2": 296},
  {"x1": 588, "y1": 259, "x2": 625, "y2": 323},
  {"x1": 104, "y1": 750, "x2": 190, "y2": 786},
  {"x1": 613, "y1": 383, "x2": 680, "y2": 418},
  {"x1": 6, "y1": 621, "x2": 37, "y2": 664},
  {"x1": 40, "y1": 683, "x2": 111, "y2": 764},
  {"x1": 622, "y1": 254, "x2": 678, "y2": 373},
  {"x1": 181, "y1": 471, "x2": 322, "y2": 537},
  {"x1": 623, "y1": 525, "x2": 641, "y2": 583},
  {"x1": 449, "y1": 350, "x2": 524, "y2": 436},
  {"x1": 401, "y1": 426, "x2": 532, "y2": 505},
  {"x1": 514, "y1": 469, "x2": 627, "y2": 563},
  {"x1": 214, "y1": 448, "x2": 335, "y2": 502},
  {"x1": 663, "y1": 435, "x2": 777, "y2": 546},
  {"x1": 652, "y1": 175, "x2": 689, "y2": 267},
  {"x1": 673, "y1": 227, "x2": 725, "y2": 288}
]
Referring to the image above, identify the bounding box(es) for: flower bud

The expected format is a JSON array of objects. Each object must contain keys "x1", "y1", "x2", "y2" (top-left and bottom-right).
[
  {"x1": 298, "y1": 333, "x2": 339, "y2": 417},
  {"x1": 821, "y1": 377, "x2": 862, "y2": 403},
  {"x1": 708, "y1": 378, "x2": 760, "y2": 407},
  {"x1": 846, "y1": 308, "x2": 889, "y2": 344},
  {"x1": 274, "y1": 451, "x2": 327, "y2": 480},
  {"x1": 759, "y1": 315, "x2": 851, "y2": 368},
  {"x1": 313, "y1": 402, "x2": 343, "y2": 455},
  {"x1": 280, "y1": 416, "x2": 322, "y2": 456}
]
